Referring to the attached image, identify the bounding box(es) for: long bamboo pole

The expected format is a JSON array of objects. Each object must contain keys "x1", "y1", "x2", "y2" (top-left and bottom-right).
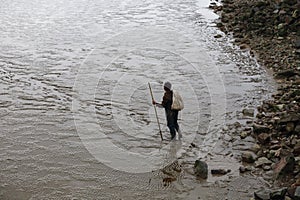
[{"x1": 148, "y1": 82, "x2": 163, "y2": 141}]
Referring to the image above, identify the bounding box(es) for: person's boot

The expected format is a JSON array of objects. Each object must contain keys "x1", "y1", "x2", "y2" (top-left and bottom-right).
[{"x1": 170, "y1": 131, "x2": 176, "y2": 140}]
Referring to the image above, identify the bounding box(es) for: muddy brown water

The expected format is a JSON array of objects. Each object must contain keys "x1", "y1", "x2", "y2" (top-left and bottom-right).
[{"x1": 0, "y1": 0, "x2": 276, "y2": 199}]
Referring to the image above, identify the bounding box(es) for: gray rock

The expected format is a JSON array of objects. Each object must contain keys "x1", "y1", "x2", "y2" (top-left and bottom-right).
[
  {"x1": 285, "y1": 196, "x2": 292, "y2": 200},
  {"x1": 253, "y1": 123, "x2": 271, "y2": 134},
  {"x1": 295, "y1": 125, "x2": 300, "y2": 134},
  {"x1": 263, "y1": 165, "x2": 271, "y2": 171},
  {"x1": 286, "y1": 122, "x2": 295, "y2": 133},
  {"x1": 239, "y1": 165, "x2": 252, "y2": 173},
  {"x1": 254, "y1": 188, "x2": 270, "y2": 200},
  {"x1": 240, "y1": 132, "x2": 248, "y2": 139},
  {"x1": 294, "y1": 142, "x2": 300, "y2": 155},
  {"x1": 214, "y1": 34, "x2": 223, "y2": 38},
  {"x1": 257, "y1": 133, "x2": 271, "y2": 144},
  {"x1": 269, "y1": 188, "x2": 287, "y2": 200},
  {"x1": 242, "y1": 151, "x2": 257, "y2": 163},
  {"x1": 243, "y1": 108, "x2": 255, "y2": 117},
  {"x1": 282, "y1": 0, "x2": 297, "y2": 6},
  {"x1": 276, "y1": 69, "x2": 299, "y2": 79},
  {"x1": 294, "y1": 186, "x2": 300, "y2": 200},
  {"x1": 295, "y1": 39, "x2": 300, "y2": 49},
  {"x1": 255, "y1": 157, "x2": 273, "y2": 168},
  {"x1": 279, "y1": 113, "x2": 300, "y2": 124},
  {"x1": 275, "y1": 104, "x2": 284, "y2": 110},
  {"x1": 251, "y1": 144, "x2": 262, "y2": 153},
  {"x1": 194, "y1": 160, "x2": 208, "y2": 179}
]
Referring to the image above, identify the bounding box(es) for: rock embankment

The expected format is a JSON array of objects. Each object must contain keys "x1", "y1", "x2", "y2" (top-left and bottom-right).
[{"x1": 211, "y1": 0, "x2": 299, "y2": 199}]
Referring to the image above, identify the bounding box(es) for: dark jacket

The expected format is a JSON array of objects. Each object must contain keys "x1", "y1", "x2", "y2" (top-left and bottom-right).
[{"x1": 161, "y1": 90, "x2": 173, "y2": 111}]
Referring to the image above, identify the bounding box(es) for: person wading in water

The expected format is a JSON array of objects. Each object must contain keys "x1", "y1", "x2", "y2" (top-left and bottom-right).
[{"x1": 152, "y1": 82, "x2": 182, "y2": 140}]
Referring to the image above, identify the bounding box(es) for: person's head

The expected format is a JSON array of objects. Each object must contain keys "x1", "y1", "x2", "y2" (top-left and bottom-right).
[{"x1": 163, "y1": 81, "x2": 172, "y2": 91}]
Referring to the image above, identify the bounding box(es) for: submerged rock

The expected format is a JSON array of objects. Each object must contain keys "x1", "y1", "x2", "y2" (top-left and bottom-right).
[
  {"x1": 194, "y1": 160, "x2": 208, "y2": 179},
  {"x1": 211, "y1": 169, "x2": 231, "y2": 175},
  {"x1": 243, "y1": 108, "x2": 255, "y2": 117}
]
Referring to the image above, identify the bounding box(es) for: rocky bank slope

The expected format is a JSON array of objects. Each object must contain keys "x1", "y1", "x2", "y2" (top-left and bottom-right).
[{"x1": 210, "y1": 0, "x2": 300, "y2": 199}]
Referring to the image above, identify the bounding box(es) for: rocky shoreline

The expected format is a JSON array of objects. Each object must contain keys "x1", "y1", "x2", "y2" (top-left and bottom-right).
[{"x1": 209, "y1": 0, "x2": 300, "y2": 199}]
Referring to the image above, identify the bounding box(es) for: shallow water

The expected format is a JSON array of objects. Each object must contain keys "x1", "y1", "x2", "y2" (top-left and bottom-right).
[{"x1": 0, "y1": 0, "x2": 275, "y2": 199}]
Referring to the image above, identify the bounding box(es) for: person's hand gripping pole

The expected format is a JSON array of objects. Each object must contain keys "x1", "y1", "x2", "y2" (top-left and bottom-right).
[{"x1": 148, "y1": 82, "x2": 163, "y2": 141}]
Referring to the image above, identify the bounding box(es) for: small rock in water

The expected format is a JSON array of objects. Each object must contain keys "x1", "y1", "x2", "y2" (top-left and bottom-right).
[
  {"x1": 190, "y1": 143, "x2": 196, "y2": 148},
  {"x1": 214, "y1": 34, "x2": 223, "y2": 38},
  {"x1": 211, "y1": 169, "x2": 231, "y2": 175},
  {"x1": 239, "y1": 166, "x2": 246, "y2": 173},
  {"x1": 243, "y1": 108, "x2": 255, "y2": 117},
  {"x1": 194, "y1": 159, "x2": 208, "y2": 179},
  {"x1": 240, "y1": 132, "x2": 248, "y2": 139}
]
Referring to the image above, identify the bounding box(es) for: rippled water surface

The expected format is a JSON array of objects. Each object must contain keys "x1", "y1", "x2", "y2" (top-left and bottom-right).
[{"x1": 0, "y1": 0, "x2": 275, "y2": 199}]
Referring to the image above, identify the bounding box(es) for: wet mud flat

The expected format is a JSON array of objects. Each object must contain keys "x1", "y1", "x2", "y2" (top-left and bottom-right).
[{"x1": 0, "y1": 0, "x2": 280, "y2": 199}]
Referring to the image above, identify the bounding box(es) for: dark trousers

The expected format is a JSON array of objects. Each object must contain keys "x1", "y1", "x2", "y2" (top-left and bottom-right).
[{"x1": 166, "y1": 110, "x2": 179, "y2": 139}]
